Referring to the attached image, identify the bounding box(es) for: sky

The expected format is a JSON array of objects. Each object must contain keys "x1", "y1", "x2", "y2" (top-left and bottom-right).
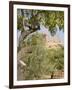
[
  {"x1": 37, "y1": 24, "x2": 64, "y2": 43},
  {"x1": 17, "y1": 25, "x2": 64, "y2": 46}
]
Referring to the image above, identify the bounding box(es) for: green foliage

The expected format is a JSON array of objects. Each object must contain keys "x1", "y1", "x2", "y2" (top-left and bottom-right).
[
  {"x1": 24, "y1": 32, "x2": 45, "y2": 46},
  {"x1": 18, "y1": 33, "x2": 64, "y2": 80},
  {"x1": 20, "y1": 47, "x2": 64, "y2": 80},
  {"x1": 40, "y1": 11, "x2": 64, "y2": 35},
  {"x1": 46, "y1": 48, "x2": 64, "y2": 73},
  {"x1": 17, "y1": 15, "x2": 24, "y2": 32},
  {"x1": 17, "y1": 9, "x2": 64, "y2": 36},
  {"x1": 22, "y1": 45, "x2": 46, "y2": 80}
]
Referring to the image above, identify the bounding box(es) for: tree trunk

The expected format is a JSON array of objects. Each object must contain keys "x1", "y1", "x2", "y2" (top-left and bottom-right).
[
  {"x1": 18, "y1": 30, "x2": 37, "y2": 52},
  {"x1": 20, "y1": 30, "x2": 36, "y2": 41}
]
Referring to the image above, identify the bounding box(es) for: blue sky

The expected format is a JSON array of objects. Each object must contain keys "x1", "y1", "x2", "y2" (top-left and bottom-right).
[
  {"x1": 17, "y1": 24, "x2": 64, "y2": 47},
  {"x1": 37, "y1": 24, "x2": 64, "y2": 43}
]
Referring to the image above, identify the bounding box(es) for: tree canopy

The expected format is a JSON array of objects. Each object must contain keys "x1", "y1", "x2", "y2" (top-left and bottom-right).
[{"x1": 17, "y1": 9, "x2": 64, "y2": 36}]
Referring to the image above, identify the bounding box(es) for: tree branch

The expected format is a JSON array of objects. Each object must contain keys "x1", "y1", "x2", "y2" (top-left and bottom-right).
[{"x1": 18, "y1": 29, "x2": 38, "y2": 50}]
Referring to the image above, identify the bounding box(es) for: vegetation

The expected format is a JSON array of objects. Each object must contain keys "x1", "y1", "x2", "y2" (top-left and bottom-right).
[
  {"x1": 17, "y1": 33, "x2": 64, "y2": 80},
  {"x1": 17, "y1": 9, "x2": 64, "y2": 80},
  {"x1": 17, "y1": 9, "x2": 64, "y2": 37}
]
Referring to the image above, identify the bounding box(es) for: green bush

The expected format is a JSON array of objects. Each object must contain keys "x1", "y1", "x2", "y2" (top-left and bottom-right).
[{"x1": 18, "y1": 33, "x2": 64, "y2": 80}]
